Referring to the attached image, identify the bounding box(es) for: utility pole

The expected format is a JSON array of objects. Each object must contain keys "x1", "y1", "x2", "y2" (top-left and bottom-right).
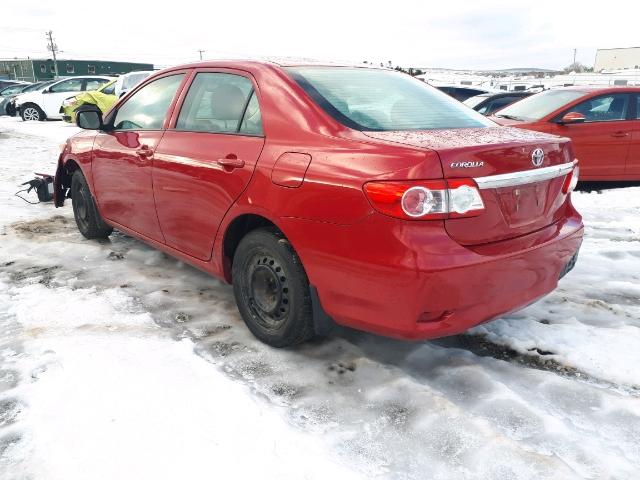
[
  {"x1": 573, "y1": 48, "x2": 577, "y2": 65},
  {"x1": 198, "y1": 49, "x2": 205, "y2": 61},
  {"x1": 45, "y1": 30, "x2": 60, "y2": 79}
]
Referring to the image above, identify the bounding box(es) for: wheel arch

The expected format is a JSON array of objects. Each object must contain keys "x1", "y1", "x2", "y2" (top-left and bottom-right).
[
  {"x1": 20, "y1": 102, "x2": 46, "y2": 120},
  {"x1": 221, "y1": 213, "x2": 284, "y2": 283},
  {"x1": 54, "y1": 156, "x2": 82, "y2": 207}
]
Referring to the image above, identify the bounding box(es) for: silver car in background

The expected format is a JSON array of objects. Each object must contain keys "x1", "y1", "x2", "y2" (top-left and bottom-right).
[{"x1": 0, "y1": 82, "x2": 41, "y2": 116}]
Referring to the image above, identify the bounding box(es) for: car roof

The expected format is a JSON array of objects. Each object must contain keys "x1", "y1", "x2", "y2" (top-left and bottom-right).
[
  {"x1": 160, "y1": 58, "x2": 388, "y2": 73},
  {"x1": 551, "y1": 85, "x2": 640, "y2": 94}
]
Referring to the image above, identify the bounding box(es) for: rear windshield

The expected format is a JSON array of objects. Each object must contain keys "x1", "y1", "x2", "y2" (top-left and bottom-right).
[
  {"x1": 285, "y1": 67, "x2": 493, "y2": 131},
  {"x1": 495, "y1": 89, "x2": 585, "y2": 121}
]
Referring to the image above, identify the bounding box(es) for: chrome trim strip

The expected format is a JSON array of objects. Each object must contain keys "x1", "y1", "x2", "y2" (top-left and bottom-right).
[{"x1": 474, "y1": 161, "x2": 576, "y2": 190}]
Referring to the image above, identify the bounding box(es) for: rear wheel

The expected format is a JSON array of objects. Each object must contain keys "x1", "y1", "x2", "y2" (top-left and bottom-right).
[
  {"x1": 21, "y1": 103, "x2": 44, "y2": 121},
  {"x1": 232, "y1": 227, "x2": 314, "y2": 347},
  {"x1": 71, "y1": 170, "x2": 113, "y2": 239}
]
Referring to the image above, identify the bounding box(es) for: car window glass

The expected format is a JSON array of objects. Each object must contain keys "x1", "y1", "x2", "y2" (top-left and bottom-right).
[
  {"x1": 483, "y1": 96, "x2": 517, "y2": 115},
  {"x1": 0, "y1": 85, "x2": 24, "y2": 95},
  {"x1": 101, "y1": 82, "x2": 116, "y2": 95},
  {"x1": 239, "y1": 91, "x2": 263, "y2": 135},
  {"x1": 496, "y1": 89, "x2": 585, "y2": 121},
  {"x1": 50, "y1": 79, "x2": 84, "y2": 93},
  {"x1": 113, "y1": 74, "x2": 184, "y2": 130},
  {"x1": 570, "y1": 94, "x2": 629, "y2": 122},
  {"x1": 85, "y1": 79, "x2": 108, "y2": 91},
  {"x1": 637, "y1": 96, "x2": 640, "y2": 119},
  {"x1": 176, "y1": 73, "x2": 254, "y2": 133},
  {"x1": 287, "y1": 67, "x2": 492, "y2": 131}
]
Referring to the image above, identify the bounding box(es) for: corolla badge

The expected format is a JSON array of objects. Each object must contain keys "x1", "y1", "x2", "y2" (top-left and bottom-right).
[
  {"x1": 531, "y1": 148, "x2": 545, "y2": 167},
  {"x1": 450, "y1": 161, "x2": 484, "y2": 168}
]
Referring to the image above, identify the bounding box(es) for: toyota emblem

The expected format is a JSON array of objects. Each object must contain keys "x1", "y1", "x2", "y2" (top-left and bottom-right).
[{"x1": 531, "y1": 148, "x2": 545, "y2": 167}]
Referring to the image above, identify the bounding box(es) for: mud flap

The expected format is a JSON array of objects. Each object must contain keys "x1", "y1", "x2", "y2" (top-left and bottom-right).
[{"x1": 310, "y1": 286, "x2": 335, "y2": 336}]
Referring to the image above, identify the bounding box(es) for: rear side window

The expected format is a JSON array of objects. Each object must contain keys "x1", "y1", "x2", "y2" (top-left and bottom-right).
[
  {"x1": 176, "y1": 72, "x2": 261, "y2": 135},
  {"x1": 286, "y1": 67, "x2": 492, "y2": 131},
  {"x1": 113, "y1": 74, "x2": 184, "y2": 130}
]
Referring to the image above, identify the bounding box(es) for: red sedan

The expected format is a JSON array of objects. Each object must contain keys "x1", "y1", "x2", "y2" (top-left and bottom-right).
[
  {"x1": 491, "y1": 86, "x2": 640, "y2": 181},
  {"x1": 54, "y1": 61, "x2": 583, "y2": 347}
]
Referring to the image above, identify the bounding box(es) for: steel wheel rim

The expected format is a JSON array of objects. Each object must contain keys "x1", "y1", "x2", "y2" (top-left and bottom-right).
[
  {"x1": 23, "y1": 107, "x2": 39, "y2": 121},
  {"x1": 73, "y1": 182, "x2": 90, "y2": 231},
  {"x1": 247, "y1": 254, "x2": 290, "y2": 330}
]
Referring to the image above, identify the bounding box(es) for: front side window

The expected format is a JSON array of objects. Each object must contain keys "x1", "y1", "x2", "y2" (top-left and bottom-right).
[
  {"x1": 176, "y1": 72, "x2": 258, "y2": 134},
  {"x1": 570, "y1": 94, "x2": 629, "y2": 122},
  {"x1": 85, "y1": 78, "x2": 109, "y2": 91},
  {"x1": 113, "y1": 74, "x2": 184, "y2": 130},
  {"x1": 50, "y1": 78, "x2": 84, "y2": 93},
  {"x1": 286, "y1": 67, "x2": 493, "y2": 131},
  {"x1": 495, "y1": 89, "x2": 586, "y2": 121}
]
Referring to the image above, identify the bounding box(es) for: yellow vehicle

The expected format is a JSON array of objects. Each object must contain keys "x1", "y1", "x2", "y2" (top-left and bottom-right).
[{"x1": 60, "y1": 80, "x2": 117, "y2": 123}]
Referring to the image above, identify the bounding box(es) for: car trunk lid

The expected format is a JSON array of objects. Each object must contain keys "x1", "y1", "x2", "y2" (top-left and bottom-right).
[{"x1": 363, "y1": 127, "x2": 575, "y2": 245}]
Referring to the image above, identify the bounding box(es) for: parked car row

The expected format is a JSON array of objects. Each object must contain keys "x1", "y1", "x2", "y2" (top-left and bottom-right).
[{"x1": 0, "y1": 71, "x2": 153, "y2": 121}]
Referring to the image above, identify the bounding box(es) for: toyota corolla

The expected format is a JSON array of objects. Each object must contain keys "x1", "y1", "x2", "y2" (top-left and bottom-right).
[{"x1": 54, "y1": 60, "x2": 583, "y2": 347}]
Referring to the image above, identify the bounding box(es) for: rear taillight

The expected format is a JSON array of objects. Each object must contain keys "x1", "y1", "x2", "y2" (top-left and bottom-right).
[
  {"x1": 562, "y1": 165, "x2": 579, "y2": 194},
  {"x1": 364, "y1": 179, "x2": 485, "y2": 220}
]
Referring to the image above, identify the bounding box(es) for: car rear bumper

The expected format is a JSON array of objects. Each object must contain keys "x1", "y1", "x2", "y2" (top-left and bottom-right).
[{"x1": 281, "y1": 203, "x2": 583, "y2": 340}]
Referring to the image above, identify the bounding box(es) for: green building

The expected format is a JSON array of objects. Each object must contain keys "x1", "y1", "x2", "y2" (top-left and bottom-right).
[{"x1": 0, "y1": 58, "x2": 154, "y2": 82}]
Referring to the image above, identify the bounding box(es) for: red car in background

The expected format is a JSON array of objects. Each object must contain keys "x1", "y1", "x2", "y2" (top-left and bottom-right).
[
  {"x1": 54, "y1": 61, "x2": 583, "y2": 347},
  {"x1": 491, "y1": 86, "x2": 640, "y2": 181}
]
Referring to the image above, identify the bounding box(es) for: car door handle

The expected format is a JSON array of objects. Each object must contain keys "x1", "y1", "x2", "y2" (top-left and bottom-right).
[
  {"x1": 136, "y1": 145, "x2": 154, "y2": 157},
  {"x1": 611, "y1": 131, "x2": 629, "y2": 138},
  {"x1": 217, "y1": 156, "x2": 245, "y2": 169}
]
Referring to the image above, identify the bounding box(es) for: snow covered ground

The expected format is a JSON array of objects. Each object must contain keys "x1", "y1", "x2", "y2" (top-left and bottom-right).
[{"x1": 0, "y1": 116, "x2": 639, "y2": 479}]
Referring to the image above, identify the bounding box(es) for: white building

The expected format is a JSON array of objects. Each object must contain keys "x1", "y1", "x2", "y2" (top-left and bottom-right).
[{"x1": 594, "y1": 47, "x2": 640, "y2": 71}]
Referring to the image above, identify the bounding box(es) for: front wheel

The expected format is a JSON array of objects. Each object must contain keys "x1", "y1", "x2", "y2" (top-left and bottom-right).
[
  {"x1": 71, "y1": 170, "x2": 113, "y2": 239},
  {"x1": 232, "y1": 227, "x2": 314, "y2": 347},
  {"x1": 20, "y1": 104, "x2": 44, "y2": 121}
]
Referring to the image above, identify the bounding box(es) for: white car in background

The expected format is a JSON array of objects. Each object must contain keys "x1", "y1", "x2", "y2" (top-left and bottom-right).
[
  {"x1": 114, "y1": 70, "x2": 154, "y2": 97},
  {"x1": 15, "y1": 76, "x2": 112, "y2": 121}
]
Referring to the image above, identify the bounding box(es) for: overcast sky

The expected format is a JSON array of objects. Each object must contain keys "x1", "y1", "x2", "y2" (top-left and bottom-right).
[{"x1": 2, "y1": 1, "x2": 639, "y2": 71}]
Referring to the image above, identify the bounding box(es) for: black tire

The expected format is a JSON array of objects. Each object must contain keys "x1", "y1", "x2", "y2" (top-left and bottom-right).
[
  {"x1": 71, "y1": 170, "x2": 113, "y2": 239},
  {"x1": 20, "y1": 103, "x2": 45, "y2": 121},
  {"x1": 232, "y1": 227, "x2": 314, "y2": 348}
]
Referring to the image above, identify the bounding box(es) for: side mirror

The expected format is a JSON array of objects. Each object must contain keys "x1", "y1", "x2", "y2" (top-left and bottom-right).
[
  {"x1": 558, "y1": 111, "x2": 586, "y2": 125},
  {"x1": 42, "y1": 87, "x2": 51, "y2": 94},
  {"x1": 76, "y1": 107, "x2": 104, "y2": 130}
]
